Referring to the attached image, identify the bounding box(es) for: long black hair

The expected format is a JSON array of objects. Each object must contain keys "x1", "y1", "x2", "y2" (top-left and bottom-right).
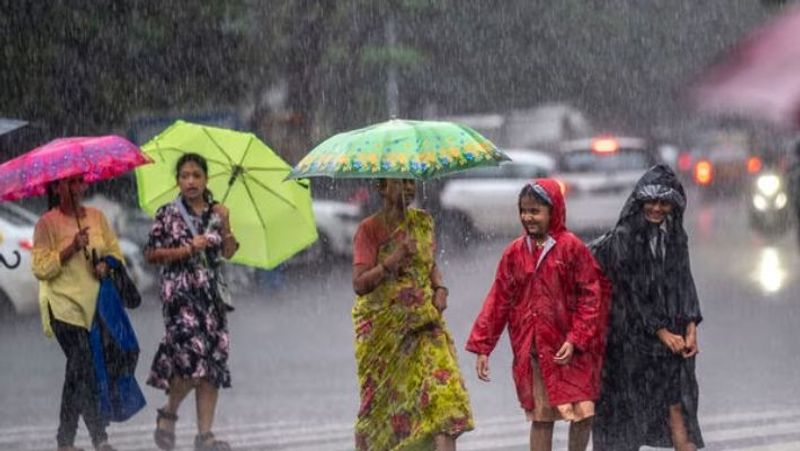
[{"x1": 46, "y1": 182, "x2": 59, "y2": 210}]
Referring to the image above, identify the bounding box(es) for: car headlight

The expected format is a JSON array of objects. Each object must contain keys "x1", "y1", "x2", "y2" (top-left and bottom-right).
[
  {"x1": 753, "y1": 194, "x2": 768, "y2": 211},
  {"x1": 775, "y1": 192, "x2": 788, "y2": 209},
  {"x1": 756, "y1": 174, "x2": 781, "y2": 196}
]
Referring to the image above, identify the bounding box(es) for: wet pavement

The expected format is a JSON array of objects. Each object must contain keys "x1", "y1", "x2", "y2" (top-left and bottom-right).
[{"x1": 2, "y1": 192, "x2": 800, "y2": 450}]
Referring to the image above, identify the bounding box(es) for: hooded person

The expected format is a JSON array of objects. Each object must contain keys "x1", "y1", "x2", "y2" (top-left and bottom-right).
[
  {"x1": 466, "y1": 178, "x2": 609, "y2": 451},
  {"x1": 590, "y1": 164, "x2": 704, "y2": 451}
]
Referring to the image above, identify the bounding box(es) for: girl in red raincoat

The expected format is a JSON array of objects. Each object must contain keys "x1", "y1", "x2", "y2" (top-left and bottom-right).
[{"x1": 466, "y1": 179, "x2": 609, "y2": 451}]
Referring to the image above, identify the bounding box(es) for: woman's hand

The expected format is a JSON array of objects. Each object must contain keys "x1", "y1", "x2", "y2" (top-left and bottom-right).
[
  {"x1": 476, "y1": 354, "x2": 491, "y2": 382},
  {"x1": 656, "y1": 328, "x2": 686, "y2": 354},
  {"x1": 554, "y1": 341, "x2": 574, "y2": 365},
  {"x1": 72, "y1": 227, "x2": 90, "y2": 251},
  {"x1": 682, "y1": 323, "x2": 699, "y2": 358},
  {"x1": 383, "y1": 234, "x2": 416, "y2": 273},
  {"x1": 191, "y1": 234, "x2": 209, "y2": 251},
  {"x1": 212, "y1": 203, "x2": 230, "y2": 222},
  {"x1": 94, "y1": 260, "x2": 108, "y2": 279},
  {"x1": 433, "y1": 286, "x2": 448, "y2": 312}
]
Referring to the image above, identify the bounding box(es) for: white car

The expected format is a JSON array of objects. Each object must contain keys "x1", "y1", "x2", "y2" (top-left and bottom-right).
[
  {"x1": 552, "y1": 136, "x2": 660, "y2": 234},
  {"x1": 289, "y1": 199, "x2": 362, "y2": 264},
  {"x1": 0, "y1": 202, "x2": 153, "y2": 317},
  {"x1": 439, "y1": 149, "x2": 556, "y2": 237},
  {"x1": 0, "y1": 203, "x2": 38, "y2": 316}
]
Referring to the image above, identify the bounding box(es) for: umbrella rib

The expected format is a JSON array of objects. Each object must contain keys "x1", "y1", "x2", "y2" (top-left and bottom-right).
[
  {"x1": 237, "y1": 136, "x2": 254, "y2": 167},
  {"x1": 149, "y1": 146, "x2": 230, "y2": 168},
  {"x1": 244, "y1": 175, "x2": 301, "y2": 211},
  {"x1": 239, "y1": 177, "x2": 271, "y2": 261},
  {"x1": 201, "y1": 128, "x2": 236, "y2": 165}
]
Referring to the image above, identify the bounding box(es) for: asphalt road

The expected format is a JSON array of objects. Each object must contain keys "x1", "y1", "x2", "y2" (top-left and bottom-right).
[{"x1": 2, "y1": 192, "x2": 800, "y2": 450}]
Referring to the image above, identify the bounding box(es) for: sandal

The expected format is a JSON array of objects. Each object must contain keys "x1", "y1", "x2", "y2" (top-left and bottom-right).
[
  {"x1": 57, "y1": 447, "x2": 85, "y2": 451},
  {"x1": 194, "y1": 432, "x2": 232, "y2": 451},
  {"x1": 154, "y1": 408, "x2": 179, "y2": 450},
  {"x1": 94, "y1": 443, "x2": 117, "y2": 451}
]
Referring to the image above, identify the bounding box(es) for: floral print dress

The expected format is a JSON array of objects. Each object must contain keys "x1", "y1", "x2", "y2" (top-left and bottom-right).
[
  {"x1": 352, "y1": 208, "x2": 473, "y2": 450},
  {"x1": 146, "y1": 199, "x2": 231, "y2": 391}
]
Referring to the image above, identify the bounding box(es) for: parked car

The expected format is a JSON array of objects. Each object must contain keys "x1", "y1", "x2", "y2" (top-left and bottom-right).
[
  {"x1": 552, "y1": 136, "x2": 660, "y2": 235},
  {"x1": 289, "y1": 199, "x2": 363, "y2": 264},
  {"x1": 0, "y1": 203, "x2": 37, "y2": 316},
  {"x1": 438, "y1": 149, "x2": 556, "y2": 238},
  {"x1": 0, "y1": 202, "x2": 153, "y2": 317}
]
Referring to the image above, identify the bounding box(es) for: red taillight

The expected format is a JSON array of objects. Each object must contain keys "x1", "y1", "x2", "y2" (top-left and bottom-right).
[
  {"x1": 694, "y1": 160, "x2": 713, "y2": 186},
  {"x1": 677, "y1": 152, "x2": 693, "y2": 172},
  {"x1": 746, "y1": 156, "x2": 762, "y2": 174},
  {"x1": 18, "y1": 239, "x2": 33, "y2": 251}
]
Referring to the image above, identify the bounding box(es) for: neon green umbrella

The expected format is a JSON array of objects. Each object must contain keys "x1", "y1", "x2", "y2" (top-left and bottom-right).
[
  {"x1": 135, "y1": 120, "x2": 317, "y2": 270},
  {"x1": 287, "y1": 119, "x2": 509, "y2": 180}
]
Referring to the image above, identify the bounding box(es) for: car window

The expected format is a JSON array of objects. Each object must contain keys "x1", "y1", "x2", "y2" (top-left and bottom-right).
[{"x1": 559, "y1": 148, "x2": 654, "y2": 173}]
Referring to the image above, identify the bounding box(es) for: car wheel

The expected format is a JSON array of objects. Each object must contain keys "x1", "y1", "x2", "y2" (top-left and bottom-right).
[{"x1": 0, "y1": 289, "x2": 16, "y2": 321}]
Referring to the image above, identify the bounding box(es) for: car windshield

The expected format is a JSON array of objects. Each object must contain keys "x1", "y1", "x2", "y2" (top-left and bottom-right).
[{"x1": 559, "y1": 148, "x2": 653, "y2": 173}]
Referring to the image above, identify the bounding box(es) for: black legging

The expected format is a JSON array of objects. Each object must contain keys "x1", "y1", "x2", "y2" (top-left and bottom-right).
[{"x1": 51, "y1": 315, "x2": 108, "y2": 447}]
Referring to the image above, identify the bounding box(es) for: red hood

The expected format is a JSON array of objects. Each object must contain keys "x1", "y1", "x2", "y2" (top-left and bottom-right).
[{"x1": 530, "y1": 178, "x2": 567, "y2": 237}]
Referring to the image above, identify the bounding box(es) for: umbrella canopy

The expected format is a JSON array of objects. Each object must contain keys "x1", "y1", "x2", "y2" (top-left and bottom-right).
[
  {"x1": 692, "y1": 4, "x2": 800, "y2": 129},
  {"x1": 287, "y1": 119, "x2": 509, "y2": 180},
  {"x1": 0, "y1": 135, "x2": 152, "y2": 202},
  {"x1": 135, "y1": 120, "x2": 317, "y2": 270}
]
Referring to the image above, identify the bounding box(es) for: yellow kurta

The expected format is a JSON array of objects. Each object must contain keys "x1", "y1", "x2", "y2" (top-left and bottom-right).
[{"x1": 31, "y1": 207, "x2": 124, "y2": 337}]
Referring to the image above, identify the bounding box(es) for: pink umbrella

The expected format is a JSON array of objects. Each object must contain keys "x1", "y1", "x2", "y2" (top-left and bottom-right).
[
  {"x1": 691, "y1": 4, "x2": 800, "y2": 129},
  {"x1": 0, "y1": 135, "x2": 152, "y2": 201}
]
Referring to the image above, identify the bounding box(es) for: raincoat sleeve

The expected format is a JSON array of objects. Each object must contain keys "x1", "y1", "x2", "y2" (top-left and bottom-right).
[
  {"x1": 99, "y1": 212, "x2": 124, "y2": 263},
  {"x1": 466, "y1": 246, "x2": 517, "y2": 356},
  {"x1": 31, "y1": 216, "x2": 61, "y2": 281},
  {"x1": 681, "y1": 253, "x2": 703, "y2": 326},
  {"x1": 565, "y1": 242, "x2": 608, "y2": 353}
]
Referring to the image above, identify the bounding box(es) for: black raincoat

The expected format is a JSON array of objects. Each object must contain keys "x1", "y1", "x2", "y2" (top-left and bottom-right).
[{"x1": 590, "y1": 164, "x2": 704, "y2": 450}]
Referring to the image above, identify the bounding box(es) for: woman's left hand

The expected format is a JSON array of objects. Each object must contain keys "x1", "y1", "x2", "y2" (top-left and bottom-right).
[
  {"x1": 683, "y1": 324, "x2": 699, "y2": 359},
  {"x1": 554, "y1": 341, "x2": 574, "y2": 365},
  {"x1": 433, "y1": 287, "x2": 448, "y2": 312},
  {"x1": 94, "y1": 261, "x2": 109, "y2": 279}
]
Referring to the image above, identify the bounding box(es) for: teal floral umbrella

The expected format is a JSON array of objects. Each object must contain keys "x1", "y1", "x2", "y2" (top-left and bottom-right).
[{"x1": 287, "y1": 119, "x2": 509, "y2": 180}]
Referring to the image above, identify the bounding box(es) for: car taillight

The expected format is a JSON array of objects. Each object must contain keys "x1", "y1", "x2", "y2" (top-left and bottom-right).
[
  {"x1": 591, "y1": 137, "x2": 619, "y2": 154},
  {"x1": 677, "y1": 152, "x2": 693, "y2": 172},
  {"x1": 18, "y1": 239, "x2": 33, "y2": 251},
  {"x1": 694, "y1": 160, "x2": 713, "y2": 186},
  {"x1": 747, "y1": 156, "x2": 762, "y2": 174}
]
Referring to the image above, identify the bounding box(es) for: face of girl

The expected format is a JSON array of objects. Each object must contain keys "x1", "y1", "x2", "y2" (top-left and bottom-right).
[
  {"x1": 643, "y1": 199, "x2": 674, "y2": 224},
  {"x1": 381, "y1": 179, "x2": 416, "y2": 207},
  {"x1": 519, "y1": 195, "x2": 551, "y2": 237},
  {"x1": 178, "y1": 161, "x2": 207, "y2": 201},
  {"x1": 57, "y1": 175, "x2": 87, "y2": 206}
]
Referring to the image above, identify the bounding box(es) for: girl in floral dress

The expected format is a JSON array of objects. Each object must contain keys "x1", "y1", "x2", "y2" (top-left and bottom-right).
[
  {"x1": 351, "y1": 178, "x2": 473, "y2": 450},
  {"x1": 145, "y1": 153, "x2": 239, "y2": 451}
]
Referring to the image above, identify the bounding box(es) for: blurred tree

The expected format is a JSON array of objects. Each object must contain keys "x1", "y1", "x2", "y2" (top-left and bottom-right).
[{"x1": 0, "y1": 0, "x2": 251, "y2": 152}]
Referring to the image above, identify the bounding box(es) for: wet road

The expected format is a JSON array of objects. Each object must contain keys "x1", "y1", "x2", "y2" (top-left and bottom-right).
[{"x1": 2, "y1": 192, "x2": 800, "y2": 450}]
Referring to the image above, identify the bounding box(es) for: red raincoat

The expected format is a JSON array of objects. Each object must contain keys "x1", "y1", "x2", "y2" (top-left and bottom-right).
[{"x1": 465, "y1": 178, "x2": 609, "y2": 410}]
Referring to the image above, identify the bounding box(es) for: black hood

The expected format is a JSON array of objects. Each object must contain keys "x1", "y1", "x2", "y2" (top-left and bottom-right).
[{"x1": 617, "y1": 164, "x2": 687, "y2": 227}]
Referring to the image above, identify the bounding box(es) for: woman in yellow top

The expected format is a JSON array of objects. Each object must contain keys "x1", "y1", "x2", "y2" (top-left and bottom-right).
[
  {"x1": 32, "y1": 175, "x2": 123, "y2": 451},
  {"x1": 351, "y1": 178, "x2": 473, "y2": 450}
]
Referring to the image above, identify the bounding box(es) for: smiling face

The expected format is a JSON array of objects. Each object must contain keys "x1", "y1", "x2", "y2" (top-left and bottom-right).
[
  {"x1": 643, "y1": 199, "x2": 674, "y2": 224},
  {"x1": 177, "y1": 160, "x2": 208, "y2": 202},
  {"x1": 519, "y1": 195, "x2": 551, "y2": 238}
]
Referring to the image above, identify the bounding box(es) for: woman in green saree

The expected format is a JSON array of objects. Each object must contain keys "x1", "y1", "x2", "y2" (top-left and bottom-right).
[{"x1": 351, "y1": 178, "x2": 474, "y2": 450}]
